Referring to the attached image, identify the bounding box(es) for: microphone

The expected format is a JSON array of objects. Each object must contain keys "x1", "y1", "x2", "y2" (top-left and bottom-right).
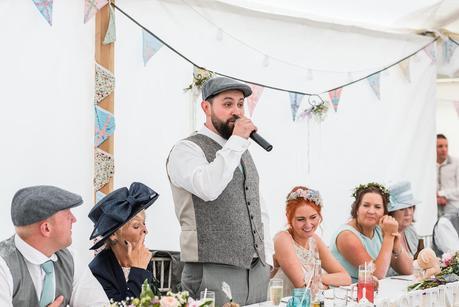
[{"x1": 234, "y1": 116, "x2": 273, "y2": 152}]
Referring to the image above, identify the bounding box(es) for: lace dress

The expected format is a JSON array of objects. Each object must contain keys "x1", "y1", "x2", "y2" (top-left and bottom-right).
[{"x1": 273, "y1": 232, "x2": 318, "y2": 296}]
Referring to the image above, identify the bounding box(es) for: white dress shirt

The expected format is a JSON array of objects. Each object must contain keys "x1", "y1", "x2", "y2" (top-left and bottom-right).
[
  {"x1": 167, "y1": 125, "x2": 274, "y2": 266},
  {"x1": 0, "y1": 235, "x2": 109, "y2": 307},
  {"x1": 434, "y1": 217, "x2": 459, "y2": 254},
  {"x1": 437, "y1": 156, "x2": 459, "y2": 209}
]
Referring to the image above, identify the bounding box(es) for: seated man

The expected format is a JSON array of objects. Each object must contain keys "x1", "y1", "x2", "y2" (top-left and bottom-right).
[{"x1": 0, "y1": 185, "x2": 109, "y2": 307}]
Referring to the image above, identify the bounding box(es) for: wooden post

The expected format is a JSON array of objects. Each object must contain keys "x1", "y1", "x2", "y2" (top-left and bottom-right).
[{"x1": 95, "y1": 3, "x2": 115, "y2": 196}]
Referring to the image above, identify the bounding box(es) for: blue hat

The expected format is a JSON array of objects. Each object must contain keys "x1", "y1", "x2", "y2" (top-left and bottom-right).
[
  {"x1": 88, "y1": 182, "x2": 159, "y2": 250},
  {"x1": 388, "y1": 181, "x2": 420, "y2": 212}
]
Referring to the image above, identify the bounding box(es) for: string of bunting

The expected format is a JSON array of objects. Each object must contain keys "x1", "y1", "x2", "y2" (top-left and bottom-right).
[{"x1": 111, "y1": 3, "x2": 454, "y2": 122}]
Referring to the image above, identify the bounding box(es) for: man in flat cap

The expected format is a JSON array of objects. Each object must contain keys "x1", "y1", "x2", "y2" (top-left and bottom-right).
[
  {"x1": 167, "y1": 76, "x2": 272, "y2": 305},
  {"x1": 0, "y1": 185, "x2": 109, "y2": 307}
]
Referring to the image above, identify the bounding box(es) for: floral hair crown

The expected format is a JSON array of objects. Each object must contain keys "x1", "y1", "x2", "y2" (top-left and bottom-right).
[
  {"x1": 352, "y1": 182, "x2": 389, "y2": 199},
  {"x1": 287, "y1": 188, "x2": 323, "y2": 207}
]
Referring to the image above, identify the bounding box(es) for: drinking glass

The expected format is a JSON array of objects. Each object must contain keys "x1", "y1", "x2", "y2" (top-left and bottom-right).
[
  {"x1": 357, "y1": 263, "x2": 375, "y2": 303},
  {"x1": 268, "y1": 278, "x2": 284, "y2": 305},
  {"x1": 200, "y1": 290, "x2": 215, "y2": 307}
]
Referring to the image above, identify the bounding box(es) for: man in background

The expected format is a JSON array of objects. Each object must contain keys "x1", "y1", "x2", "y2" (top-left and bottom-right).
[{"x1": 437, "y1": 134, "x2": 459, "y2": 227}]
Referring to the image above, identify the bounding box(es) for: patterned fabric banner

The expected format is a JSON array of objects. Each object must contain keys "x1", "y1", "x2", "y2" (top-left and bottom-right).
[
  {"x1": 95, "y1": 191, "x2": 106, "y2": 203},
  {"x1": 444, "y1": 40, "x2": 458, "y2": 64},
  {"x1": 398, "y1": 58, "x2": 411, "y2": 82},
  {"x1": 94, "y1": 148, "x2": 114, "y2": 190},
  {"x1": 367, "y1": 73, "x2": 381, "y2": 100},
  {"x1": 424, "y1": 42, "x2": 437, "y2": 64},
  {"x1": 84, "y1": 0, "x2": 108, "y2": 24},
  {"x1": 95, "y1": 106, "x2": 115, "y2": 147},
  {"x1": 95, "y1": 63, "x2": 115, "y2": 104},
  {"x1": 247, "y1": 84, "x2": 264, "y2": 117},
  {"x1": 103, "y1": 4, "x2": 116, "y2": 45},
  {"x1": 288, "y1": 92, "x2": 304, "y2": 121},
  {"x1": 328, "y1": 88, "x2": 343, "y2": 112},
  {"x1": 32, "y1": 0, "x2": 53, "y2": 26},
  {"x1": 142, "y1": 30, "x2": 164, "y2": 66}
]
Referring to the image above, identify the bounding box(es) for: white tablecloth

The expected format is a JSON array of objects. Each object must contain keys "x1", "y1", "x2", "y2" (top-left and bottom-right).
[{"x1": 244, "y1": 276, "x2": 459, "y2": 306}]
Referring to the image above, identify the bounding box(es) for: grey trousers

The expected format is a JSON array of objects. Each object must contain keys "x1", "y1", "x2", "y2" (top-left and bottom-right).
[{"x1": 181, "y1": 259, "x2": 270, "y2": 306}]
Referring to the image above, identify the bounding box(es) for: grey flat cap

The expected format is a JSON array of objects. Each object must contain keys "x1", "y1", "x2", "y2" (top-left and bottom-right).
[
  {"x1": 202, "y1": 77, "x2": 252, "y2": 101},
  {"x1": 11, "y1": 185, "x2": 83, "y2": 226}
]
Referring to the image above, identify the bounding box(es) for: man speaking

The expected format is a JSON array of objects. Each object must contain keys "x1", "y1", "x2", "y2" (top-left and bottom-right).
[{"x1": 167, "y1": 76, "x2": 272, "y2": 305}]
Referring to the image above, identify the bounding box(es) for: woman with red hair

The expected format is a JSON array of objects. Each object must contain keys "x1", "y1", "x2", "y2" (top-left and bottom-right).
[{"x1": 272, "y1": 186, "x2": 351, "y2": 295}]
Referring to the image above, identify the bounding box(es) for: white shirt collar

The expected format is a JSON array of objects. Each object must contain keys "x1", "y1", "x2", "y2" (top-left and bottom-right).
[
  {"x1": 198, "y1": 125, "x2": 227, "y2": 147},
  {"x1": 15, "y1": 234, "x2": 57, "y2": 265},
  {"x1": 437, "y1": 156, "x2": 450, "y2": 167}
]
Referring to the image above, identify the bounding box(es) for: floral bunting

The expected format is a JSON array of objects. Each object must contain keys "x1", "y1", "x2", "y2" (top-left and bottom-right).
[
  {"x1": 103, "y1": 4, "x2": 116, "y2": 45},
  {"x1": 423, "y1": 42, "x2": 437, "y2": 64},
  {"x1": 398, "y1": 58, "x2": 411, "y2": 82},
  {"x1": 32, "y1": 0, "x2": 53, "y2": 26},
  {"x1": 247, "y1": 84, "x2": 264, "y2": 117},
  {"x1": 367, "y1": 73, "x2": 381, "y2": 100},
  {"x1": 142, "y1": 30, "x2": 164, "y2": 66},
  {"x1": 84, "y1": 0, "x2": 108, "y2": 24},
  {"x1": 95, "y1": 106, "x2": 115, "y2": 147},
  {"x1": 94, "y1": 148, "x2": 114, "y2": 190},
  {"x1": 328, "y1": 88, "x2": 343, "y2": 112},
  {"x1": 443, "y1": 40, "x2": 458, "y2": 63},
  {"x1": 95, "y1": 63, "x2": 115, "y2": 104},
  {"x1": 288, "y1": 92, "x2": 304, "y2": 121}
]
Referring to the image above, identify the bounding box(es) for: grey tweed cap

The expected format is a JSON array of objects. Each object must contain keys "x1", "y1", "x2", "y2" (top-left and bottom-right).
[
  {"x1": 11, "y1": 185, "x2": 83, "y2": 226},
  {"x1": 202, "y1": 76, "x2": 252, "y2": 101}
]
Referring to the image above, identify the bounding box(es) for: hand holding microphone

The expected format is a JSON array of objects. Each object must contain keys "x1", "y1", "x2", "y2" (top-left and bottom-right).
[{"x1": 233, "y1": 115, "x2": 273, "y2": 152}]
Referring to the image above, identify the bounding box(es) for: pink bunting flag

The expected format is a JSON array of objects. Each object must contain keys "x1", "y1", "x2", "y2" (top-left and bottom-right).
[
  {"x1": 247, "y1": 84, "x2": 264, "y2": 117},
  {"x1": 423, "y1": 42, "x2": 437, "y2": 64},
  {"x1": 367, "y1": 73, "x2": 381, "y2": 100},
  {"x1": 454, "y1": 101, "x2": 459, "y2": 118},
  {"x1": 95, "y1": 106, "x2": 115, "y2": 147},
  {"x1": 32, "y1": 0, "x2": 53, "y2": 25},
  {"x1": 328, "y1": 88, "x2": 343, "y2": 112},
  {"x1": 84, "y1": 0, "x2": 108, "y2": 24},
  {"x1": 398, "y1": 58, "x2": 411, "y2": 82}
]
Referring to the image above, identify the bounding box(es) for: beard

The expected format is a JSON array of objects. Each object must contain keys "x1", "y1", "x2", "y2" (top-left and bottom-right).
[{"x1": 211, "y1": 114, "x2": 238, "y2": 140}]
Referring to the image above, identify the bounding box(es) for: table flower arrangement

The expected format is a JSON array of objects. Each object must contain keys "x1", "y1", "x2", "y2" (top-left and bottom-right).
[
  {"x1": 408, "y1": 251, "x2": 459, "y2": 291},
  {"x1": 109, "y1": 280, "x2": 213, "y2": 307}
]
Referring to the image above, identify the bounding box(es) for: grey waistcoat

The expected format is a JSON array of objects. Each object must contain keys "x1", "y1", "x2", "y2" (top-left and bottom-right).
[
  {"x1": 187, "y1": 134, "x2": 266, "y2": 269},
  {"x1": 0, "y1": 236, "x2": 74, "y2": 307}
]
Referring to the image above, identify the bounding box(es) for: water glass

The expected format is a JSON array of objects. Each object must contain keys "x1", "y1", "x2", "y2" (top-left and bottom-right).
[
  {"x1": 287, "y1": 288, "x2": 310, "y2": 307},
  {"x1": 200, "y1": 290, "x2": 215, "y2": 307},
  {"x1": 357, "y1": 263, "x2": 374, "y2": 303},
  {"x1": 268, "y1": 278, "x2": 284, "y2": 305}
]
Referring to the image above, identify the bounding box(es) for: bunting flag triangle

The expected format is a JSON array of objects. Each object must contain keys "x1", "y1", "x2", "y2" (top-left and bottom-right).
[
  {"x1": 454, "y1": 101, "x2": 459, "y2": 118},
  {"x1": 328, "y1": 88, "x2": 343, "y2": 112},
  {"x1": 142, "y1": 30, "x2": 164, "y2": 66},
  {"x1": 423, "y1": 42, "x2": 437, "y2": 64},
  {"x1": 95, "y1": 191, "x2": 106, "y2": 202},
  {"x1": 443, "y1": 40, "x2": 458, "y2": 64},
  {"x1": 247, "y1": 84, "x2": 264, "y2": 117},
  {"x1": 32, "y1": 0, "x2": 53, "y2": 26},
  {"x1": 367, "y1": 73, "x2": 381, "y2": 100},
  {"x1": 288, "y1": 92, "x2": 304, "y2": 121},
  {"x1": 103, "y1": 4, "x2": 116, "y2": 45},
  {"x1": 95, "y1": 63, "x2": 115, "y2": 104},
  {"x1": 95, "y1": 106, "x2": 115, "y2": 147},
  {"x1": 84, "y1": 0, "x2": 108, "y2": 24},
  {"x1": 398, "y1": 58, "x2": 411, "y2": 82},
  {"x1": 94, "y1": 148, "x2": 114, "y2": 190}
]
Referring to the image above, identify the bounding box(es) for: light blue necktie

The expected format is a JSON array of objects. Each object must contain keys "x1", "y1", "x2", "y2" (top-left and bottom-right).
[{"x1": 39, "y1": 260, "x2": 55, "y2": 307}]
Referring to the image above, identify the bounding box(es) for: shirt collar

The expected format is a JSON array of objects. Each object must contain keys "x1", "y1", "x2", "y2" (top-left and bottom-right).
[
  {"x1": 438, "y1": 156, "x2": 451, "y2": 167},
  {"x1": 15, "y1": 234, "x2": 57, "y2": 265},
  {"x1": 198, "y1": 125, "x2": 227, "y2": 147}
]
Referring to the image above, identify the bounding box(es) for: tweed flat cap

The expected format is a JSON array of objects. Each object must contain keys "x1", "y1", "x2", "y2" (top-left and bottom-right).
[
  {"x1": 202, "y1": 77, "x2": 252, "y2": 101},
  {"x1": 11, "y1": 185, "x2": 83, "y2": 226}
]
